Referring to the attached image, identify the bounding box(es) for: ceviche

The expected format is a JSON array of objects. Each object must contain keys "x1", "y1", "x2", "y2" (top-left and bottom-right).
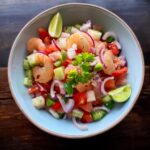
[{"x1": 23, "y1": 12, "x2": 131, "y2": 130}]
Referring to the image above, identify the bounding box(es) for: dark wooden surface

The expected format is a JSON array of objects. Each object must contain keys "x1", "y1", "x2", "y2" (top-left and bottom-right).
[{"x1": 0, "y1": 0, "x2": 150, "y2": 149}]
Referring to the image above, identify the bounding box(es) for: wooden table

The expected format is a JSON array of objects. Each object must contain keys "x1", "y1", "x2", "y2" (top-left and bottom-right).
[{"x1": 0, "y1": 0, "x2": 150, "y2": 149}]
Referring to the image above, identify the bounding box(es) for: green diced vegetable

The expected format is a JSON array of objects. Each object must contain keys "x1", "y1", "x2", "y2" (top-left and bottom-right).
[
  {"x1": 25, "y1": 70, "x2": 32, "y2": 79},
  {"x1": 72, "y1": 109, "x2": 84, "y2": 119},
  {"x1": 58, "y1": 113, "x2": 65, "y2": 119},
  {"x1": 23, "y1": 77, "x2": 32, "y2": 87},
  {"x1": 64, "y1": 82, "x2": 73, "y2": 94},
  {"x1": 61, "y1": 50, "x2": 67, "y2": 61},
  {"x1": 54, "y1": 66, "x2": 65, "y2": 80},
  {"x1": 105, "y1": 100, "x2": 114, "y2": 109},
  {"x1": 102, "y1": 95, "x2": 112, "y2": 103},
  {"x1": 75, "y1": 24, "x2": 81, "y2": 30},
  {"x1": 66, "y1": 26, "x2": 72, "y2": 33},
  {"x1": 54, "y1": 60, "x2": 62, "y2": 67},
  {"x1": 49, "y1": 108, "x2": 59, "y2": 119},
  {"x1": 27, "y1": 54, "x2": 37, "y2": 67},
  {"x1": 94, "y1": 63, "x2": 103, "y2": 71},
  {"x1": 92, "y1": 109, "x2": 107, "y2": 121},
  {"x1": 106, "y1": 36, "x2": 115, "y2": 43},
  {"x1": 32, "y1": 96, "x2": 45, "y2": 109},
  {"x1": 46, "y1": 98, "x2": 55, "y2": 107},
  {"x1": 23, "y1": 59, "x2": 31, "y2": 70},
  {"x1": 102, "y1": 95, "x2": 114, "y2": 109}
]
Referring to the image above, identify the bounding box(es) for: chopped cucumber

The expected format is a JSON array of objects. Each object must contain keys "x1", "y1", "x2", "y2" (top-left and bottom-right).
[
  {"x1": 49, "y1": 108, "x2": 59, "y2": 119},
  {"x1": 102, "y1": 95, "x2": 114, "y2": 109},
  {"x1": 72, "y1": 109, "x2": 84, "y2": 119},
  {"x1": 23, "y1": 77, "x2": 32, "y2": 87},
  {"x1": 54, "y1": 66, "x2": 65, "y2": 80},
  {"x1": 54, "y1": 60, "x2": 62, "y2": 67},
  {"x1": 46, "y1": 98, "x2": 55, "y2": 107},
  {"x1": 106, "y1": 36, "x2": 115, "y2": 43},
  {"x1": 66, "y1": 26, "x2": 72, "y2": 33},
  {"x1": 94, "y1": 63, "x2": 103, "y2": 71},
  {"x1": 105, "y1": 101, "x2": 114, "y2": 109},
  {"x1": 27, "y1": 53, "x2": 37, "y2": 67},
  {"x1": 75, "y1": 24, "x2": 81, "y2": 30},
  {"x1": 87, "y1": 29, "x2": 102, "y2": 41},
  {"x1": 23, "y1": 59, "x2": 31, "y2": 70},
  {"x1": 58, "y1": 113, "x2": 65, "y2": 119},
  {"x1": 32, "y1": 96, "x2": 45, "y2": 109},
  {"x1": 92, "y1": 109, "x2": 107, "y2": 121},
  {"x1": 61, "y1": 50, "x2": 67, "y2": 61},
  {"x1": 25, "y1": 70, "x2": 32, "y2": 79},
  {"x1": 102, "y1": 95, "x2": 112, "y2": 103}
]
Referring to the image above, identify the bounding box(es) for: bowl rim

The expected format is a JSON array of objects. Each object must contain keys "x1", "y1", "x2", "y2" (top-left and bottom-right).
[{"x1": 8, "y1": 3, "x2": 145, "y2": 139}]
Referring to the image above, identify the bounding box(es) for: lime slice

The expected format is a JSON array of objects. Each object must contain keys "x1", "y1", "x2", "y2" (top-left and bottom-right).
[
  {"x1": 108, "y1": 85, "x2": 132, "y2": 103},
  {"x1": 48, "y1": 12, "x2": 62, "y2": 38}
]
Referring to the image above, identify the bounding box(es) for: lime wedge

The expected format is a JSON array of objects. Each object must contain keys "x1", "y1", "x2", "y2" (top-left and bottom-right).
[
  {"x1": 108, "y1": 85, "x2": 132, "y2": 103},
  {"x1": 48, "y1": 12, "x2": 62, "y2": 38}
]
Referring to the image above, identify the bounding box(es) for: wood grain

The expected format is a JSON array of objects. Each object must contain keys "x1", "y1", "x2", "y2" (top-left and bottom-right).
[
  {"x1": 0, "y1": 67, "x2": 150, "y2": 150},
  {"x1": 0, "y1": 0, "x2": 150, "y2": 67}
]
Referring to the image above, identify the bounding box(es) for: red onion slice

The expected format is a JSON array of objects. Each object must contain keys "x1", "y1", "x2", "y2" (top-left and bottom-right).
[
  {"x1": 52, "y1": 39, "x2": 61, "y2": 51},
  {"x1": 90, "y1": 47, "x2": 96, "y2": 54},
  {"x1": 57, "y1": 94, "x2": 74, "y2": 113},
  {"x1": 50, "y1": 80, "x2": 65, "y2": 98},
  {"x1": 101, "y1": 76, "x2": 114, "y2": 95},
  {"x1": 102, "y1": 31, "x2": 117, "y2": 40},
  {"x1": 99, "y1": 47, "x2": 107, "y2": 68},
  {"x1": 83, "y1": 32, "x2": 95, "y2": 46},
  {"x1": 36, "y1": 83, "x2": 46, "y2": 92},
  {"x1": 93, "y1": 106, "x2": 110, "y2": 112},
  {"x1": 72, "y1": 117, "x2": 88, "y2": 131}
]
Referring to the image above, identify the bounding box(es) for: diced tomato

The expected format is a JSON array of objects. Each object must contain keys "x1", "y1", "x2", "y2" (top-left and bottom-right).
[
  {"x1": 46, "y1": 45, "x2": 58, "y2": 53},
  {"x1": 62, "y1": 58, "x2": 72, "y2": 67},
  {"x1": 92, "y1": 99, "x2": 103, "y2": 106},
  {"x1": 38, "y1": 27, "x2": 49, "y2": 41},
  {"x1": 112, "y1": 67, "x2": 128, "y2": 77},
  {"x1": 76, "y1": 49, "x2": 82, "y2": 54},
  {"x1": 108, "y1": 43, "x2": 119, "y2": 55},
  {"x1": 73, "y1": 92, "x2": 87, "y2": 106},
  {"x1": 105, "y1": 79, "x2": 116, "y2": 91},
  {"x1": 28, "y1": 86, "x2": 39, "y2": 94},
  {"x1": 81, "y1": 112, "x2": 93, "y2": 123},
  {"x1": 79, "y1": 103, "x2": 93, "y2": 113},
  {"x1": 115, "y1": 74, "x2": 127, "y2": 86},
  {"x1": 51, "y1": 102, "x2": 61, "y2": 111}
]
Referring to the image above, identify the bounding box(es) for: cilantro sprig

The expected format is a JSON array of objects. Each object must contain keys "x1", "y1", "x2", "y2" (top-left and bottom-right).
[{"x1": 65, "y1": 52, "x2": 95, "y2": 88}]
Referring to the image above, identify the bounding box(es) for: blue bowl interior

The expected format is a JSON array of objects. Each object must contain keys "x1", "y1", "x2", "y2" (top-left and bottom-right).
[{"x1": 8, "y1": 4, "x2": 144, "y2": 138}]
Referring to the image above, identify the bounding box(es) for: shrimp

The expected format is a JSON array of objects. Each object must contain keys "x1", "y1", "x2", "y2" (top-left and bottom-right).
[
  {"x1": 27, "y1": 37, "x2": 46, "y2": 53},
  {"x1": 66, "y1": 32, "x2": 93, "y2": 52},
  {"x1": 103, "y1": 50, "x2": 115, "y2": 75},
  {"x1": 32, "y1": 53, "x2": 53, "y2": 83}
]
